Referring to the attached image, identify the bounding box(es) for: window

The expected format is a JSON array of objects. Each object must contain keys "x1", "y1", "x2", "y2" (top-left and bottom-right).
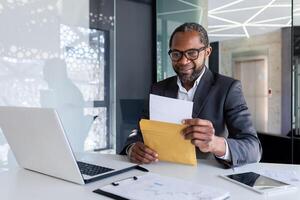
[{"x1": 0, "y1": 0, "x2": 115, "y2": 167}]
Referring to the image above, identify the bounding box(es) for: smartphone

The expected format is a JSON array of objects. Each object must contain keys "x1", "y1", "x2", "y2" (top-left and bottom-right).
[{"x1": 221, "y1": 172, "x2": 297, "y2": 195}]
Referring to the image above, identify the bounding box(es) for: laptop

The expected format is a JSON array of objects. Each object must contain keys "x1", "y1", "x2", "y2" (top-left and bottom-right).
[{"x1": 0, "y1": 106, "x2": 143, "y2": 184}]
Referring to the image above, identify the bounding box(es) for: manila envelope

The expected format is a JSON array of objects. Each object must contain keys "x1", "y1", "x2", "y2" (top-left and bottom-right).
[{"x1": 140, "y1": 119, "x2": 197, "y2": 166}]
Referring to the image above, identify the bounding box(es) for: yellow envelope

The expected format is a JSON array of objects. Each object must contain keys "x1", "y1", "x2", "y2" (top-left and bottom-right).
[{"x1": 140, "y1": 119, "x2": 197, "y2": 166}]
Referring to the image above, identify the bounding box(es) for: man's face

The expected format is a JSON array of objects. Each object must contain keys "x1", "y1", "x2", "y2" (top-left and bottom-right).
[{"x1": 170, "y1": 31, "x2": 211, "y2": 84}]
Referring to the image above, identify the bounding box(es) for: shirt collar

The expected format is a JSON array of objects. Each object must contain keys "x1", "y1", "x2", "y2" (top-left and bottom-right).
[{"x1": 176, "y1": 66, "x2": 206, "y2": 92}]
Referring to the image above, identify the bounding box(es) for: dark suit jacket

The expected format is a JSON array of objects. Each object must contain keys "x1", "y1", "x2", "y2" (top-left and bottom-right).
[{"x1": 120, "y1": 68, "x2": 262, "y2": 167}]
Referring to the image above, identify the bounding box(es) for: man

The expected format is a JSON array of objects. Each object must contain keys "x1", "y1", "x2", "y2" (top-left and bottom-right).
[{"x1": 120, "y1": 22, "x2": 262, "y2": 168}]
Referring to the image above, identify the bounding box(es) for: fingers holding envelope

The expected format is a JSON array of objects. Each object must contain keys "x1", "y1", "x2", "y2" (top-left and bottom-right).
[
  {"x1": 181, "y1": 118, "x2": 219, "y2": 154},
  {"x1": 129, "y1": 142, "x2": 158, "y2": 164}
]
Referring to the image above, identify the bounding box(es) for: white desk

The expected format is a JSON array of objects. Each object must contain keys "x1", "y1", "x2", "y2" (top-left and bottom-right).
[{"x1": 1, "y1": 153, "x2": 300, "y2": 200}]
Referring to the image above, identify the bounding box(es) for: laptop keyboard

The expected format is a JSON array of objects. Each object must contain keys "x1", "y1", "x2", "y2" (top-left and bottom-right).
[{"x1": 77, "y1": 161, "x2": 114, "y2": 176}]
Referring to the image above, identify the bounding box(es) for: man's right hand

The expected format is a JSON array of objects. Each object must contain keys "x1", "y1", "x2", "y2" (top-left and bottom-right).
[{"x1": 128, "y1": 142, "x2": 158, "y2": 164}]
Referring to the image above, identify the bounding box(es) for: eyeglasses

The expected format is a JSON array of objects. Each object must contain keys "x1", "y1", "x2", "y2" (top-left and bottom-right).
[{"x1": 168, "y1": 46, "x2": 207, "y2": 62}]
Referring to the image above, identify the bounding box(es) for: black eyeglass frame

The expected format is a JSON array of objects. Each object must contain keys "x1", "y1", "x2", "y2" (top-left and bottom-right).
[{"x1": 168, "y1": 46, "x2": 207, "y2": 62}]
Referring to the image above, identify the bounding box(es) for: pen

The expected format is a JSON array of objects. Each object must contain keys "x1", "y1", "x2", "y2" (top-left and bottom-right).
[{"x1": 111, "y1": 176, "x2": 138, "y2": 186}]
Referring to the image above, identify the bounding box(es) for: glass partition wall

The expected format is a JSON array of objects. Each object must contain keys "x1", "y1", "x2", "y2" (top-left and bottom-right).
[
  {"x1": 0, "y1": 0, "x2": 116, "y2": 167},
  {"x1": 293, "y1": 0, "x2": 300, "y2": 163},
  {"x1": 157, "y1": 0, "x2": 295, "y2": 163},
  {"x1": 156, "y1": 0, "x2": 207, "y2": 81}
]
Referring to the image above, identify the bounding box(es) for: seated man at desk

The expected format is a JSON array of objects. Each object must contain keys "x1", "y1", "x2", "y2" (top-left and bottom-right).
[{"x1": 120, "y1": 22, "x2": 262, "y2": 168}]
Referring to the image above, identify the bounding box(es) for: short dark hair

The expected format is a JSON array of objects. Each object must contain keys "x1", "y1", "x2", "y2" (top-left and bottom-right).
[{"x1": 169, "y1": 22, "x2": 209, "y2": 48}]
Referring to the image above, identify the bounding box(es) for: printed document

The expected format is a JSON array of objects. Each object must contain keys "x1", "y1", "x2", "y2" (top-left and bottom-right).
[{"x1": 97, "y1": 173, "x2": 230, "y2": 200}]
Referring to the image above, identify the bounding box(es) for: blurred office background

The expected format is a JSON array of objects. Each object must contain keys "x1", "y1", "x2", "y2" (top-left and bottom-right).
[{"x1": 0, "y1": 0, "x2": 299, "y2": 167}]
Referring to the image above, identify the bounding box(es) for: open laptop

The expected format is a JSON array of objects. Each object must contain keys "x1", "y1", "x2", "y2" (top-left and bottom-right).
[{"x1": 0, "y1": 106, "x2": 143, "y2": 184}]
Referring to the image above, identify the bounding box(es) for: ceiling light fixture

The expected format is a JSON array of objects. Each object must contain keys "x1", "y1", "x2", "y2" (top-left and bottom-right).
[{"x1": 208, "y1": 0, "x2": 293, "y2": 41}]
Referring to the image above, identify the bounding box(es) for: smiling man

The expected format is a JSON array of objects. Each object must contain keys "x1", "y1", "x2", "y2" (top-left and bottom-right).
[{"x1": 120, "y1": 22, "x2": 262, "y2": 168}]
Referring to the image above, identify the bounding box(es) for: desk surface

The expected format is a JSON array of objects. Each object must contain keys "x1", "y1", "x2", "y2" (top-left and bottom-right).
[{"x1": 1, "y1": 153, "x2": 300, "y2": 200}]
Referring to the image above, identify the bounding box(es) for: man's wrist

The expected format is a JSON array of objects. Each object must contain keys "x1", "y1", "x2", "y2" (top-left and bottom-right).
[
  {"x1": 212, "y1": 136, "x2": 226, "y2": 157},
  {"x1": 126, "y1": 143, "x2": 135, "y2": 157},
  {"x1": 214, "y1": 137, "x2": 231, "y2": 161}
]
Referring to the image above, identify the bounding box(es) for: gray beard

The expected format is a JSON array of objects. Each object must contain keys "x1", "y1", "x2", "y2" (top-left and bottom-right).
[{"x1": 178, "y1": 64, "x2": 205, "y2": 85}]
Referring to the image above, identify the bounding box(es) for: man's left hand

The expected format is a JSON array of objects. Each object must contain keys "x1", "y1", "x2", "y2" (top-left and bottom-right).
[{"x1": 181, "y1": 118, "x2": 226, "y2": 157}]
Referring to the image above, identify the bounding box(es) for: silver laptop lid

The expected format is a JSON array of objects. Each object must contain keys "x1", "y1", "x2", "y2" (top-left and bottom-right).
[{"x1": 0, "y1": 106, "x2": 85, "y2": 184}]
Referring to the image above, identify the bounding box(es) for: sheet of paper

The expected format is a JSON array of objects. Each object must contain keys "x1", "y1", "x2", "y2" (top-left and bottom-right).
[
  {"x1": 99, "y1": 173, "x2": 230, "y2": 200},
  {"x1": 262, "y1": 169, "x2": 300, "y2": 185},
  {"x1": 150, "y1": 94, "x2": 193, "y2": 124},
  {"x1": 140, "y1": 119, "x2": 196, "y2": 165}
]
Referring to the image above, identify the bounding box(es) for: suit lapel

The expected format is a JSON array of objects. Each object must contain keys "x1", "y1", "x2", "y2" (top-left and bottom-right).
[
  {"x1": 163, "y1": 71, "x2": 215, "y2": 118},
  {"x1": 192, "y1": 68, "x2": 215, "y2": 118},
  {"x1": 164, "y1": 76, "x2": 178, "y2": 98}
]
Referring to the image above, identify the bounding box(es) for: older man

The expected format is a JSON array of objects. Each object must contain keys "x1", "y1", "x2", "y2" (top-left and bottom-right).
[{"x1": 120, "y1": 22, "x2": 262, "y2": 168}]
